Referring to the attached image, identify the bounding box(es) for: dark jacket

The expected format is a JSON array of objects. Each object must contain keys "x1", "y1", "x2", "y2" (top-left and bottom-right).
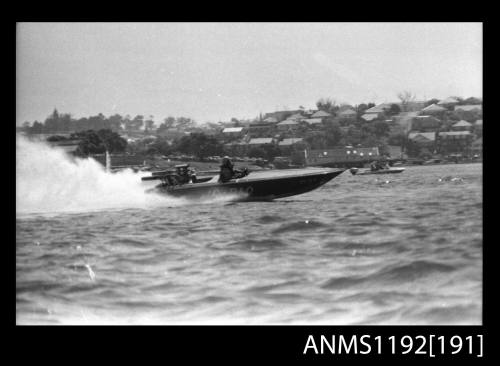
[{"x1": 219, "y1": 166, "x2": 234, "y2": 183}]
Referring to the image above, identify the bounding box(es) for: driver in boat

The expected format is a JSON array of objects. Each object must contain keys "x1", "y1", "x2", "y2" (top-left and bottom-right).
[
  {"x1": 371, "y1": 157, "x2": 390, "y2": 171},
  {"x1": 218, "y1": 156, "x2": 249, "y2": 183},
  {"x1": 219, "y1": 156, "x2": 235, "y2": 183}
]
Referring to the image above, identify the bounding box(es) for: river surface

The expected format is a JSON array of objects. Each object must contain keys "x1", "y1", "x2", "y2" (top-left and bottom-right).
[{"x1": 16, "y1": 139, "x2": 482, "y2": 325}]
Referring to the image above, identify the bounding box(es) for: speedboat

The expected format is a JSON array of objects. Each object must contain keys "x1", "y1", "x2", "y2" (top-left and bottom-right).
[
  {"x1": 142, "y1": 168, "x2": 344, "y2": 201},
  {"x1": 350, "y1": 167, "x2": 405, "y2": 176}
]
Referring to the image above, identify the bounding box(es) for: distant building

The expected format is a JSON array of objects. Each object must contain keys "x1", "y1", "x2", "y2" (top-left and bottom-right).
[
  {"x1": 47, "y1": 139, "x2": 81, "y2": 154},
  {"x1": 287, "y1": 113, "x2": 306, "y2": 121},
  {"x1": 437, "y1": 131, "x2": 473, "y2": 154},
  {"x1": 277, "y1": 119, "x2": 300, "y2": 131},
  {"x1": 306, "y1": 147, "x2": 380, "y2": 168},
  {"x1": 471, "y1": 137, "x2": 482, "y2": 157},
  {"x1": 451, "y1": 120, "x2": 472, "y2": 131},
  {"x1": 278, "y1": 138, "x2": 303, "y2": 146},
  {"x1": 387, "y1": 145, "x2": 403, "y2": 159},
  {"x1": 361, "y1": 114, "x2": 379, "y2": 122},
  {"x1": 437, "y1": 97, "x2": 460, "y2": 107},
  {"x1": 302, "y1": 118, "x2": 323, "y2": 126},
  {"x1": 263, "y1": 117, "x2": 278, "y2": 123},
  {"x1": 454, "y1": 104, "x2": 482, "y2": 112},
  {"x1": 247, "y1": 121, "x2": 276, "y2": 137},
  {"x1": 411, "y1": 115, "x2": 441, "y2": 131},
  {"x1": 263, "y1": 110, "x2": 302, "y2": 122},
  {"x1": 247, "y1": 137, "x2": 274, "y2": 147},
  {"x1": 408, "y1": 132, "x2": 436, "y2": 146},
  {"x1": 311, "y1": 110, "x2": 332, "y2": 119},
  {"x1": 365, "y1": 104, "x2": 389, "y2": 114},
  {"x1": 222, "y1": 127, "x2": 245, "y2": 136},
  {"x1": 338, "y1": 108, "x2": 357, "y2": 117},
  {"x1": 421, "y1": 103, "x2": 447, "y2": 114}
]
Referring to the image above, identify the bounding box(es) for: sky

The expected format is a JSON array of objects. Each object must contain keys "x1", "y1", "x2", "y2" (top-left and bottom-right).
[{"x1": 16, "y1": 22, "x2": 482, "y2": 126}]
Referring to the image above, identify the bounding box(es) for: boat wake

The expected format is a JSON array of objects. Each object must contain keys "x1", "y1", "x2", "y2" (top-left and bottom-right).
[{"x1": 16, "y1": 136, "x2": 238, "y2": 216}]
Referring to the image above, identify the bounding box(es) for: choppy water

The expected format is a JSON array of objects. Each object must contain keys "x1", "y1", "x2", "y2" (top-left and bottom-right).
[{"x1": 16, "y1": 137, "x2": 482, "y2": 324}]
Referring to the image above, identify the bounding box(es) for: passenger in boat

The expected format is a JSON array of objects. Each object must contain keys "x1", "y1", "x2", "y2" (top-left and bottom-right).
[{"x1": 219, "y1": 156, "x2": 235, "y2": 183}]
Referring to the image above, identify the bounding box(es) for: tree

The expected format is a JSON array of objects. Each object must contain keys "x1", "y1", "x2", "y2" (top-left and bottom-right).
[
  {"x1": 388, "y1": 104, "x2": 401, "y2": 116},
  {"x1": 373, "y1": 121, "x2": 390, "y2": 138},
  {"x1": 173, "y1": 132, "x2": 224, "y2": 160},
  {"x1": 71, "y1": 129, "x2": 127, "y2": 156},
  {"x1": 424, "y1": 98, "x2": 440, "y2": 107},
  {"x1": 144, "y1": 116, "x2": 155, "y2": 133},
  {"x1": 316, "y1": 97, "x2": 339, "y2": 115},
  {"x1": 463, "y1": 97, "x2": 482, "y2": 105},
  {"x1": 131, "y1": 115, "x2": 144, "y2": 131},
  {"x1": 324, "y1": 121, "x2": 343, "y2": 147},
  {"x1": 248, "y1": 146, "x2": 268, "y2": 159},
  {"x1": 397, "y1": 90, "x2": 416, "y2": 111},
  {"x1": 387, "y1": 131, "x2": 406, "y2": 147},
  {"x1": 176, "y1": 117, "x2": 195, "y2": 131},
  {"x1": 108, "y1": 114, "x2": 124, "y2": 132},
  {"x1": 21, "y1": 121, "x2": 31, "y2": 132}
]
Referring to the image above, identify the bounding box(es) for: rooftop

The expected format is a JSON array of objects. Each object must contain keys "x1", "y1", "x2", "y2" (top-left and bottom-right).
[
  {"x1": 439, "y1": 131, "x2": 472, "y2": 137},
  {"x1": 361, "y1": 114, "x2": 379, "y2": 121},
  {"x1": 338, "y1": 108, "x2": 357, "y2": 116},
  {"x1": 278, "y1": 138, "x2": 303, "y2": 146},
  {"x1": 437, "y1": 97, "x2": 459, "y2": 105},
  {"x1": 248, "y1": 138, "x2": 274, "y2": 145},
  {"x1": 303, "y1": 118, "x2": 323, "y2": 124},
  {"x1": 422, "y1": 103, "x2": 447, "y2": 112},
  {"x1": 452, "y1": 120, "x2": 472, "y2": 127},
  {"x1": 277, "y1": 120, "x2": 299, "y2": 125},
  {"x1": 222, "y1": 127, "x2": 244, "y2": 133},
  {"x1": 408, "y1": 132, "x2": 436, "y2": 141},
  {"x1": 454, "y1": 104, "x2": 482, "y2": 112},
  {"x1": 311, "y1": 110, "x2": 332, "y2": 118}
]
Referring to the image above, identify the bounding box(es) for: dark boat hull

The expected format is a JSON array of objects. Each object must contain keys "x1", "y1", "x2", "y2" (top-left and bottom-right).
[
  {"x1": 149, "y1": 169, "x2": 344, "y2": 200},
  {"x1": 350, "y1": 167, "x2": 405, "y2": 175}
]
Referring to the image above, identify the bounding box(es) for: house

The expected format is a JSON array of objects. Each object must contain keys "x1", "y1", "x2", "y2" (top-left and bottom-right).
[
  {"x1": 471, "y1": 137, "x2": 482, "y2": 157},
  {"x1": 365, "y1": 104, "x2": 389, "y2": 114},
  {"x1": 263, "y1": 110, "x2": 302, "y2": 122},
  {"x1": 277, "y1": 119, "x2": 300, "y2": 131},
  {"x1": 222, "y1": 127, "x2": 245, "y2": 135},
  {"x1": 311, "y1": 110, "x2": 332, "y2": 119},
  {"x1": 451, "y1": 120, "x2": 472, "y2": 131},
  {"x1": 302, "y1": 118, "x2": 323, "y2": 128},
  {"x1": 411, "y1": 115, "x2": 441, "y2": 131},
  {"x1": 437, "y1": 97, "x2": 460, "y2": 107},
  {"x1": 454, "y1": 104, "x2": 482, "y2": 112},
  {"x1": 437, "y1": 131, "x2": 473, "y2": 154},
  {"x1": 278, "y1": 137, "x2": 303, "y2": 146},
  {"x1": 438, "y1": 131, "x2": 472, "y2": 139},
  {"x1": 361, "y1": 114, "x2": 379, "y2": 122},
  {"x1": 473, "y1": 119, "x2": 483, "y2": 135},
  {"x1": 287, "y1": 113, "x2": 306, "y2": 121},
  {"x1": 306, "y1": 147, "x2": 380, "y2": 168},
  {"x1": 48, "y1": 139, "x2": 81, "y2": 154},
  {"x1": 247, "y1": 121, "x2": 276, "y2": 137},
  {"x1": 421, "y1": 103, "x2": 447, "y2": 114},
  {"x1": 263, "y1": 117, "x2": 278, "y2": 123},
  {"x1": 387, "y1": 145, "x2": 403, "y2": 159},
  {"x1": 408, "y1": 132, "x2": 436, "y2": 146},
  {"x1": 337, "y1": 108, "x2": 357, "y2": 122},
  {"x1": 278, "y1": 137, "x2": 303, "y2": 148},
  {"x1": 247, "y1": 137, "x2": 274, "y2": 147}
]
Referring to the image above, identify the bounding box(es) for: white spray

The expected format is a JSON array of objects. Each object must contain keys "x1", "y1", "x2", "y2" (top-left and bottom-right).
[{"x1": 16, "y1": 135, "x2": 186, "y2": 215}]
